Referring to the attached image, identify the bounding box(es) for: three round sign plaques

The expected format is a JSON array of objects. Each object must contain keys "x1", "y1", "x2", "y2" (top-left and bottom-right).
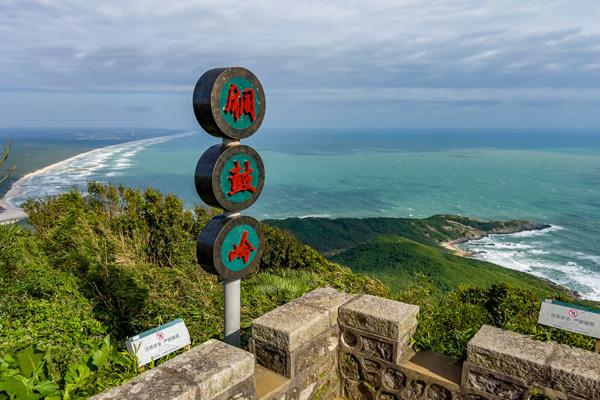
[{"x1": 193, "y1": 67, "x2": 265, "y2": 280}]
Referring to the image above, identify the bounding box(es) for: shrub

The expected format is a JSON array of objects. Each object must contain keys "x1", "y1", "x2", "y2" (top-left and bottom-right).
[
  {"x1": 400, "y1": 276, "x2": 595, "y2": 359},
  {"x1": 0, "y1": 224, "x2": 106, "y2": 378}
]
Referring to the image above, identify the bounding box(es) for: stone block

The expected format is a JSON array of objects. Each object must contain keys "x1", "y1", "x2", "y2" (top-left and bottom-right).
[
  {"x1": 253, "y1": 301, "x2": 330, "y2": 352},
  {"x1": 90, "y1": 367, "x2": 195, "y2": 400},
  {"x1": 291, "y1": 332, "x2": 329, "y2": 376},
  {"x1": 339, "y1": 295, "x2": 419, "y2": 341},
  {"x1": 254, "y1": 331, "x2": 330, "y2": 379},
  {"x1": 162, "y1": 339, "x2": 255, "y2": 399},
  {"x1": 295, "y1": 287, "x2": 356, "y2": 326},
  {"x1": 548, "y1": 343, "x2": 600, "y2": 399},
  {"x1": 91, "y1": 339, "x2": 255, "y2": 400},
  {"x1": 341, "y1": 323, "x2": 415, "y2": 364},
  {"x1": 466, "y1": 325, "x2": 555, "y2": 384},
  {"x1": 254, "y1": 339, "x2": 290, "y2": 377},
  {"x1": 212, "y1": 377, "x2": 256, "y2": 400},
  {"x1": 464, "y1": 367, "x2": 527, "y2": 400}
]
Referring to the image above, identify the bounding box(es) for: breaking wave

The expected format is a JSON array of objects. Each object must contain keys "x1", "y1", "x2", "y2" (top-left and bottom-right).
[
  {"x1": 3, "y1": 132, "x2": 194, "y2": 207},
  {"x1": 461, "y1": 228, "x2": 600, "y2": 301}
]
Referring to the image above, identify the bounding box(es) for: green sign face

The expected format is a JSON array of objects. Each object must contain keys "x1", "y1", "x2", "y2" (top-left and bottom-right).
[
  {"x1": 219, "y1": 77, "x2": 261, "y2": 130},
  {"x1": 220, "y1": 224, "x2": 260, "y2": 272},
  {"x1": 196, "y1": 215, "x2": 264, "y2": 280},
  {"x1": 219, "y1": 152, "x2": 261, "y2": 203},
  {"x1": 193, "y1": 66, "x2": 265, "y2": 140},
  {"x1": 195, "y1": 144, "x2": 265, "y2": 212}
]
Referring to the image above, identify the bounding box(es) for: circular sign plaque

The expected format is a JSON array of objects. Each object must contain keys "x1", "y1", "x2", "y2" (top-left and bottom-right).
[
  {"x1": 197, "y1": 215, "x2": 264, "y2": 279},
  {"x1": 195, "y1": 144, "x2": 265, "y2": 212},
  {"x1": 193, "y1": 67, "x2": 266, "y2": 140}
]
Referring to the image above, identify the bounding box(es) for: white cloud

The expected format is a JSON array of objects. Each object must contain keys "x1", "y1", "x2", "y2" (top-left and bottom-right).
[{"x1": 0, "y1": 0, "x2": 599, "y2": 127}]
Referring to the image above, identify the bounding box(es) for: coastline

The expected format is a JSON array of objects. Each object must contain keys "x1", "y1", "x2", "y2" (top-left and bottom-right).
[
  {"x1": 2, "y1": 131, "x2": 194, "y2": 207},
  {"x1": 442, "y1": 225, "x2": 583, "y2": 299},
  {"x1": 440, "y1": 221, "x2": 551, "y2": 256},
  {"x1": 0, "y1": 199, "x2": 26, "y2": 224},
  {"x1": 2, "y1": 148, "x2": 101, "y2": 205}
]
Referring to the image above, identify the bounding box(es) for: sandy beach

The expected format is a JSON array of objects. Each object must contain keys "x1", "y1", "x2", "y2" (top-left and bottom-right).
[
  {"x1": 0, "y1": 199, "x2": 26, "y2": 224},
  {"x1": 441, "y1": 241, "x2": 473, "y2": 257}
]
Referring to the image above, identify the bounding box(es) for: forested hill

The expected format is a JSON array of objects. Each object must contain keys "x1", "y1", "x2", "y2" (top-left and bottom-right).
[
  {"x1": 264, "y1": 214, "x2": 550, "y2": 254},
  {"x1": 264, "y1": 215, "x2": 571, "y2": 297}
]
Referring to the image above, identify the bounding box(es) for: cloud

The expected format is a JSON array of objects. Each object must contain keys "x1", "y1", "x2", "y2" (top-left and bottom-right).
[{"x1": 0, "y1": 0, "x2": 599, "y2": 127}]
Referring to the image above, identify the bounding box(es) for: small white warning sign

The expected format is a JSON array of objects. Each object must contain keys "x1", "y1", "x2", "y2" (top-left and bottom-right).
[
  {"x1": 126, "y1": 318, "x2": 191, "y2": 366},
  {"x1": 538, "y1": 300, "x2": 600, "y2": 338}
]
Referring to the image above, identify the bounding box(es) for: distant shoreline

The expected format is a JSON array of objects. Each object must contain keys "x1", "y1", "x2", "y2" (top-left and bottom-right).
[
  {"x1": 441, "y1": 221, "x2": 551, "y2": 257},
  {"x1": 2, "y1": 131, "x2": 194, "y2": 207},
  {"x1": 0, "y1": 199, "x2": 26, "y2": 224},
  {"x1": 2, "y1": 146, "x2": 103, "y2": 206},
  {"x1": 443, "y1": 225, "x2": 582, "y2": 298}
]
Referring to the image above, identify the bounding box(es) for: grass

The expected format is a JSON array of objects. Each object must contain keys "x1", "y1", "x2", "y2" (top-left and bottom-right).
[{"x1": 331, "y1": 234, "x2": 571, "y2": 297}]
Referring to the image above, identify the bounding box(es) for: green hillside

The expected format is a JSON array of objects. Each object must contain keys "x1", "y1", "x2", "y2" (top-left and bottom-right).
[
  {"x1": 331, "y1": 234, "x2": 568, "y2": 296},
  {"x1": 265, "y1": 215, "x2": 569, "y2": 297},
  {"x1": 265, "y1": 215, "x2": 549, "y2": 254}
]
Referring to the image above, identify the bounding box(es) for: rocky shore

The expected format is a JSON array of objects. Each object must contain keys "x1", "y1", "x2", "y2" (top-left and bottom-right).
[
  {"x1": 439, "y1": 220, "x2": 582, "y2": 298},
  {"x1": 438, "y1": 216, "x2": 551, "y2": 254}
]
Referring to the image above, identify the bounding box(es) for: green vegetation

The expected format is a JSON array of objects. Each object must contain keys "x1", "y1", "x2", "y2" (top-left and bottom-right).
[
  {"x1": 331, "y1": 234, "x2": 568, "y2": 296},
  {"x1": 0, "y1": 141, "x2": 15, "y2": 185},
  {"x1": 0, "y1": 183, "x2": 596, "y2": 398},
  {"x1": 1, "y1": 183, "x2": 385, "y2": 398},
  {"x1": 0, "y1": 337, "x2": 136, "y2": 400},
  {"x1": 399, "y1": 275, "x2": 593, "y2": 358},
  {"x1": 265, "y1": 214, "x2": 548, "y2": 253}
]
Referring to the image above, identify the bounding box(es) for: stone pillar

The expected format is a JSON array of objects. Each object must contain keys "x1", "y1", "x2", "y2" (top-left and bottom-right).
[
  {"x1": 338, "y1": 294, "x2": 419, "y2": 400},
  {"x1": 462, "y1": 325, "x2": 600, "y2": 400},
  {"x1": 251, "y1": 287, "x2": 355, "y2": 400},
  {"x1": 90, "y1": 339, "x2": 256, "y2": 400}
]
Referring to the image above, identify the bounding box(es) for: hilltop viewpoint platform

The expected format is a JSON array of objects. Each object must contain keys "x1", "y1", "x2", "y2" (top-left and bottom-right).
[{"x1": 91, "y1": 287, "x2": 600, "y2": 400}]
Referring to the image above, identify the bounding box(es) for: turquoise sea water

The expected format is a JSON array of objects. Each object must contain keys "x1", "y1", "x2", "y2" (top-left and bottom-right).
[{"x1": 2, "y1": 130, "x2": 600, "y2": 300}]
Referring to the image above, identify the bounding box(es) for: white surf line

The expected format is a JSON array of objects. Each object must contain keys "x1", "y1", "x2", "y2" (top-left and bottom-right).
[
  {"x1": 460, "y1": 225, "x2": 600, "y2": 300},
  {"x1": 2, "y1": 131, "x2": 195, "y2": 207}
]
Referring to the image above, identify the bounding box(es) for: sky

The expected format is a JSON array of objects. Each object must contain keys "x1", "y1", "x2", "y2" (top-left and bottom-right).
[{"x1": 1, "y1": 0, "x2": 600, "y2": 130}]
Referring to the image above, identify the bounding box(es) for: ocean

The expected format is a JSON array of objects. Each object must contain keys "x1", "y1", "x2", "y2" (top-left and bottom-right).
[{"x1": 1, "y1": 129, "x2": 599, "y2": 300}]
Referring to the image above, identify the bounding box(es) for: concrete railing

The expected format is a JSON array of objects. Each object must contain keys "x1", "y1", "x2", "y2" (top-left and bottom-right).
[{"x1": 91, "y1": 288, "x2": 600, "y2": 400}]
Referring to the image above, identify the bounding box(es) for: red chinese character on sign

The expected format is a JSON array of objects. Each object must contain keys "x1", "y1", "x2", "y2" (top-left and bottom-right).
[
  {"x1": 228, "y1": 230, "x2": 255, "y2": 263},
  {"x1": 228, "y1": 160, "x2": 256, "y2": 196},
  {"x1": 224, "y1": 84, "x2": 256, "y2": 121}
]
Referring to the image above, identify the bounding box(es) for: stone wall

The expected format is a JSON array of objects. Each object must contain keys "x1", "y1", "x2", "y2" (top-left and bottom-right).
[
  {"x1": 90, "y1": 339, "x2": 256, "y2": 400},
  {"x1": 250, "y1": 287, "x2": 355, "y2": 399},
  {"x1": 462, "y1": 325, "x2": 600, "y2": 400},
  {"x1": 90, "y1": 288, "x2": 600, "y2": 400},
  {"x1": 337, "y1": 294, "x2": 462, "y2": 400}
]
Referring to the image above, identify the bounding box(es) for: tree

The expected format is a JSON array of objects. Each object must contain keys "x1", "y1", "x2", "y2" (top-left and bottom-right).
[{"x1": 0, "y1": 140, "x2": 15, "y2": 185}]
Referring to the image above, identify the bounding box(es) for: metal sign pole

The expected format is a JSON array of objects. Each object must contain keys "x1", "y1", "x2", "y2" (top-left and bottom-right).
[
  {"x1": 193, "y1": 67, "x2": 266, "y2": 348},
  {"x1": 224, "y1": 278, "x2": 241, "y2": 346},
  {"x1": 223, "y1": 193, "x2": 241, "y2": 347}
]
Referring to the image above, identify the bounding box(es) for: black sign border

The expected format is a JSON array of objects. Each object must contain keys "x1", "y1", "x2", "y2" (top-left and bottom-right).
[
  {"x1": 193, "y1": 67, "x2": 266, "y2": 140},
  {"x1": 195, "y1": 144, "x2": 265, "y2": 212},
  {"x1": 196, "y1": 215, "x2": 264, "y2": 280}
]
